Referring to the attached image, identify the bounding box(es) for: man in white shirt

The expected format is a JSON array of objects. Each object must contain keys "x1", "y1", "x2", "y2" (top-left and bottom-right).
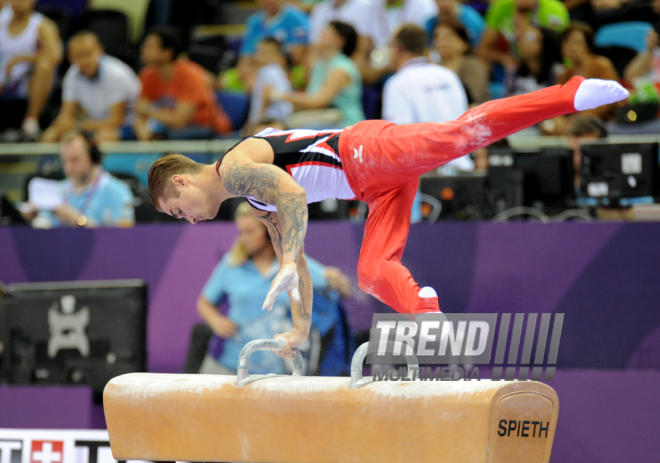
[
  {"x1": 42, "y1": 30, "x2": 141, "y2": 142},
  {"x1": 383, "y1": 23, "x2": 473, "y2": 170}
]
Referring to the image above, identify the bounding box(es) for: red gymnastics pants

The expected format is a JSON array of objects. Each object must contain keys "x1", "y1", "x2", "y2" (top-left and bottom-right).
[{"x1": 337, "y1": 76, "x2": 585, "y2": 314}]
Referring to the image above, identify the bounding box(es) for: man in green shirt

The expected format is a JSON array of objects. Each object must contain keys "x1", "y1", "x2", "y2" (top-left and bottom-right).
[{"x1": 477, "y1": 0, "x2": 569, "y2": 69}]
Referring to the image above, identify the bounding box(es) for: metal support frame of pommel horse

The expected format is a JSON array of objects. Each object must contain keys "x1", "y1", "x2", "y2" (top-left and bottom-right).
[{"x1": 104, "y1": 340, "x2": 560, "y2": 463}]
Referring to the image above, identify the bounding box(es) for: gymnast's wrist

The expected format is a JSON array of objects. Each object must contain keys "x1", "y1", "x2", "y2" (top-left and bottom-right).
[{"x1": 292, "y1": 324, "x2": 310, "y2": 339}]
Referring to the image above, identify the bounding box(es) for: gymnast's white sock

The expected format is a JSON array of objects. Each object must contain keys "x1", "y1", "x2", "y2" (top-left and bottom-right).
[
  {"x1": 573, "y1": 78, "x2": 629, "y2": 111},
  {"x1": 419, "y1": 286, "x2": 437, "y2": 298}
]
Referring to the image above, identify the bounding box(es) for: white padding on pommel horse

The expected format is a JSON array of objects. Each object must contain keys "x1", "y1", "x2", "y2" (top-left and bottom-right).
[{"x1": 104, "y1": 373, "x2": 559, "y2": 463}]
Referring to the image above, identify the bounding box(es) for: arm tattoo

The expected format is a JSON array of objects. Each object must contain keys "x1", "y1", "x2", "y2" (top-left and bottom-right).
[
  {"x1": 279, "y1": 192, "x2": 307, "y2": 261},
  {"x1": 254, "y1": 211, "x2": 283, "y2": 252},
  {"x1": 224, "y1": 163, "x2": 281, "y2": 205},
  {"x1": 226, "y1": 162, "x2": 307, "y2": 261},
  {"x1": 297, "y1": 277, "x2": 311, "y2": 321}
]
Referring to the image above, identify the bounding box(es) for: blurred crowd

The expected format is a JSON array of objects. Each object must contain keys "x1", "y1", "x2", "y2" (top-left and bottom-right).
[
  {"x1": 3, "y1": 0, "x2": 660, "y2": 229},
  {"x1": 3, "y1": 0, "x2": 660, "y2": 145}
]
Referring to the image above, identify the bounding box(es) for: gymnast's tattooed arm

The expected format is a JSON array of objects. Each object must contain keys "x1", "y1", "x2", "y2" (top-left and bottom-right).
[
  {"x1": 251, "y1": 207, "x2": 313, "y2": 357},
  {"x1": 220, "y1": 155, "x2": 308, "y2": 266}
]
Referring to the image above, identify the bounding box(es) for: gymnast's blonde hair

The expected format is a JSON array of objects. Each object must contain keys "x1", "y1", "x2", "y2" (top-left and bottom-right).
[{"x1": 228, "y1": 202, "x2": 269, "y2": 267}]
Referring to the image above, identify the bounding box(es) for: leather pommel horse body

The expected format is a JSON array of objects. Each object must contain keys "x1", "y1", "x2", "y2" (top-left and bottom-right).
[{"x1": 104, "y1": 341, "x2": 559, "y2": 463}]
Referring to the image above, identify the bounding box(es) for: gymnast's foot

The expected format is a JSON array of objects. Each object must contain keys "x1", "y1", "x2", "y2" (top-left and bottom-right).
[
  {"x1": 419, "y1": 286, "x2": 438, "y2": 299},
  {"x1": 574, "y1": 78, "x2": 629, "y2": 111}
]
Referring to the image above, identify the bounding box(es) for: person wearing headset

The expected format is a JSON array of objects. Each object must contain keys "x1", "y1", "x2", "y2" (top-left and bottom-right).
[{"x1": 26, "y1": 129, "x2": 135, "y2": 228}]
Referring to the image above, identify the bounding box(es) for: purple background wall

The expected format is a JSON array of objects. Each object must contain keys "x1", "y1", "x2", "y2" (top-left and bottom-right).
[
  {"x1": 1, "y1": 222, "x2": 659, "y2": 463},
  {"x1": 1, "y1": 222, "x2": 659, "y2": 372}
]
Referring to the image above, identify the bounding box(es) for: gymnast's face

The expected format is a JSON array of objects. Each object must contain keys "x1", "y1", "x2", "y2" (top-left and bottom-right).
[{"x1": 159, "y1": 175, "x2": 221, "y2": 224}]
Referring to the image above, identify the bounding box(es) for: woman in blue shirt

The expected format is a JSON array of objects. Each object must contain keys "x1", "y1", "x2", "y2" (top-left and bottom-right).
[{"x1": 197, "y1": 201, "x2": 351, "y2": 375}]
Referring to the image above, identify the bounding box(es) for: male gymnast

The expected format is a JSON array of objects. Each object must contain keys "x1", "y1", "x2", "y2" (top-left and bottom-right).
[{"x1": 147, "y1": 77, "x2": 628, "y2": 358}]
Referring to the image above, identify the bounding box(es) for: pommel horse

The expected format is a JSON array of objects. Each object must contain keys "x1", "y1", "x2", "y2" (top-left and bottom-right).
[{"x1": 104, "y1": 340, "x2": 559, "y2": 463}]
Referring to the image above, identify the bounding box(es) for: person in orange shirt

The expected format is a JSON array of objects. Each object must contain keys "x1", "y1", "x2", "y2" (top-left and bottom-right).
[{"x1": 134, "y1": 26, "x2": 232, "y2": 140}]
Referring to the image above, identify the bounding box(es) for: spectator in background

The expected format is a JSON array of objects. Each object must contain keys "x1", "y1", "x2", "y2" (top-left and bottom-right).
[
  {"x1": 434, "y1": 19, "x2": 490, "y2": 104},
  {"x1": 0, "y1": 0, "x2": 62, "y2": 140},
  {"x1": 543, "y1": 22, "x2": 619, "y2": 134},
  {"x1": 197, "y1": 202, "x2": 351, "y2": 375},
  {"x1": 266, "y1": 21, "x2": 365, "y2": 128},
  {"x1": 25, "y1": 130, "x2": 135, "y2": 228},
  {"x1": 384, "y1": 24, "x2": 467, "y2": 128},
  {"x1": 352, "y1": 0, "x2": 438, "y2": 84},
  {"x1": 425, "y1": 0, "x2": 485, "y2": 49},
  {"x1": 247, "y1": 38, "x2": 293, "y2": 133},
  {"x1": 240, "y1": 0, "x2": 309, "y2": 67},
  {"x1": 624, "y1": 30, "x2": 660, "y2": 85},
  {"x1": 42, "y1": 31, "x2": 141, "y2": 143},
  {"x1": 507, "y1": 24, "x2": 562, "y2": 95},
  {"x1": 477, "y1": 0, "x2": 569, "y2": 70},
  {"x1": 135, "y1": 26, "x2": 232, "y2": 140},
  {"x1": 308, "y1": 0, "x2": 388, "y2": 57}
]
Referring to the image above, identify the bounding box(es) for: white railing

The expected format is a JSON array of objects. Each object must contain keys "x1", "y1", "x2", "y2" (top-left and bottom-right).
[
  {"x1": 2, "y1": 134, "x2": 660, "y2": 157},
  {"x1": 0, "y1": 140, "x2": 239, "y2": 157}
]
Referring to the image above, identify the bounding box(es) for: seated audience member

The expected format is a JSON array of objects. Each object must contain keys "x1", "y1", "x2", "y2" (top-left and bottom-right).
[
  {"x1": 477, "y1": 0, "x2": 569, "y2": 70},
  {"x1": 197, "y1": 202, "x2": 352, "y2": 375},
  {"x1": 425, "y1": 0, "x2": 485, "y2": 48},
  {"x1": 26, "y1": 130, "x2": 135, "y2": 228},
  {"x1": 384, "y1": 24, "x2": 467, "y2": 126},
  {"x1": 308, "y1": 0, "x2": 389, "y2": 56},
  {"x1": 135, "y1": 27, "x2": 232, "y2": 140},
  {"x1": 624, "y1": 30, "x2": 660, "y2": 85},
  {"x1": 352, "y1": 0, "x2": 438, "y2": 84},
  {"x1": 42, "y1": 31, "x2": 141, "y2": 143},
  {"x1": 240, "y1": 0, "x2": 309, "y2": 68},
  {"x1": 267, "y1": 21, "x2": 365, "y2": 128},
  {"x1": 0, "y1": 0, "x2": 62, "y2": 139},
  {"x1": 434, "y1": 19, "x2": 490, "y2": 104},
  {"x1": 544, "y1": 22, "x2": 619, "y2": 134},
  {"x1": 247, "y1": 38, "x2": 293, "y2": 133},
  {"x1": 507, "y1": 24, "x2": 562, "y2": 95}
]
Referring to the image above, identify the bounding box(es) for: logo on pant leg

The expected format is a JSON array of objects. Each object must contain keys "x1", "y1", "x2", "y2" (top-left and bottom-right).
[{"x1": 353, "y1": 145, "x2": 364, "y2": 163}]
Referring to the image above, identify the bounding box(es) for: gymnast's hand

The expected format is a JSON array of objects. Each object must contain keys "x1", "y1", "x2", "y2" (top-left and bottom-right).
[
  {"x1": 274, "y1": 329, "x2": 305, "y2": 359},
  {"x1": 263, "y1": 262, "x2": 299, "y2": 311}
]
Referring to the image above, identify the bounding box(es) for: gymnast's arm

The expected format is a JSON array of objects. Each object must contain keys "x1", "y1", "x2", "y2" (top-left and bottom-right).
[
  {"x1": 219, "y1": 147, "x2": 308, "y2": 273},
  {"x1": 252, "y1": 207, "x2": 313, "y2": 358}
]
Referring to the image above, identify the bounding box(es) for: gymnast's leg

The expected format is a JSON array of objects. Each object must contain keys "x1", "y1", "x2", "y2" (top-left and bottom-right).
[{"x1": 339, "y1": 77, "x2": 628, "y2": 196}]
